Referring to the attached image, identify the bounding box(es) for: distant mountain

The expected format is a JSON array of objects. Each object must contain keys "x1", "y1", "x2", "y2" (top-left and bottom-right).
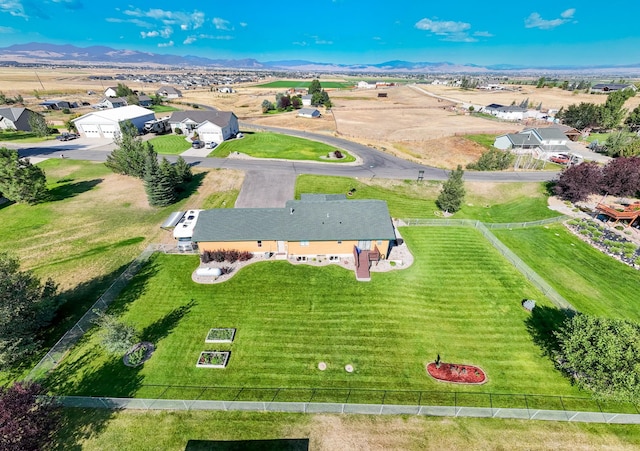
[{"x1": 1, "y1": 42, "x2": 640, "y2": 74}]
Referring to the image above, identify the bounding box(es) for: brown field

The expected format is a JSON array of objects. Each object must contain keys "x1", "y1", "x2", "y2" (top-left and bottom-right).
[{"x1": 3, "y1": 68, "x2": 638, "y2": 168}]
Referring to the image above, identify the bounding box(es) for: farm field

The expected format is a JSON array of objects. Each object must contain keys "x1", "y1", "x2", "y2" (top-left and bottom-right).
[
  {"x1": 494, "y1": 225, "x2": 640, "y2": 321},
  {"x1": 45, "y1": 227, "x2": 579, "y2": 400},
  {"x1": 255, "y1": 80, "x2": 353, "y2": 89},
  {"x1": 210, "y1": 131, "x2": 356, "y2": 162},
  {"x1": 296, "y1": 175, "x2": 561, "y2": 222},
  {"x1": 56, "y1": 409, "x2": 640, "y2": 451}
]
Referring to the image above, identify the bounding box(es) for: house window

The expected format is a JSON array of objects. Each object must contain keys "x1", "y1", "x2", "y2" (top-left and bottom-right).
[
  {"x1": 300, "y1": 241, "x2": 309, "y2": 246},
  {"x1": 337, "y1": 240, "x2": 342, "y2": 245},
  {"x1": 377, "y1": 240, "x2": 383, "y2": 245},
  {"x1": 257, "y1": 241, "x2": 262, "y2": 248}
]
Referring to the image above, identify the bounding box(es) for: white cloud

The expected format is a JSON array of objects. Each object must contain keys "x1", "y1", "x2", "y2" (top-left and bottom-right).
[
  {"x1": 158, "y1": 40, "x2": 174, "y2": 48},
  {"x1": 415, "y1": 18, "x2": 471, "y2": 35},
  {"x1": 0, "y1": 25, "x2": 15, "y2": 32},
  {"x1": 141, "y1": 30, "x2": 159, "y2": 38},
  {"x1": 239, "y1": 22, "x2": 247, "y2": 27},
  {"x1": 106, "y1": 17, "x2": 153, "y2": 28},
  {"x1": 473, "y1": 31, "x2": 493, "y2": 38},
  {"x1": 293, "y1": 41, "x2": 308, "y2": 47},
  {"x1": 183, "y1": 33, "x2": 233, "y2": 44},
  {"x1": 525, "y1": 8, "x2": 576, "y2": 29},
  {"x1": 183, "y1": 36, "x2": 197, "y2": 45},
  {"x1": 212, "y1": 17, "x2": 232, "y2": 30},
  {"x1": 124, "y1": 8, "x2": 205, "y2": 30},
  {"x1": 310, "y1": 36, "x2": 333, "y2": 45},
  {"x1": 0, "y1": 0, "x2": 27, "y2": 18}
]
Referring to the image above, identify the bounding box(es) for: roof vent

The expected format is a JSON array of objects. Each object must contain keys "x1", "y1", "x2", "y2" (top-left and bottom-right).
[{"x1": 290, "y1": 208, "x2": 294, "y2": 215}]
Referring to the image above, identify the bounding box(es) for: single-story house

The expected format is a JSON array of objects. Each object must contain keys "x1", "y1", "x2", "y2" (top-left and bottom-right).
[
  {"x1": 190, "y1": 195, "x2": 397, "y2": 262},
  {"x1": 155, "y1": 86, "x2": 182, "y2": 99},
  {"x1": 298, "y1": 108, "x2": 321, "y2": 119},
  {"x1": 302, "y1": 94, "x2": 313, "y2": 106},
  {"x1": 169, "y1": 110, "x2": 239, "y2": 144},
  {"x1": 72, "y1": 105, "x2": 155, "y2": 139},
  {"x1": 104, "y1": 87, "x2": 118, "y2": 98},
  {"x1": 39, "y1": 100, "x2": 72, "y2": 110},
  {"x1": 591, "y1": 83, "x2": 637, "y2": 94},
  {"x1": 482, "y1": 104, "x2": 528, "y2": 121},
  {"x1": 0, "y1": 107, "x2": 39, "y2": 132},
  {"x1": 494, "y1": 127, "x2": 571, "y2": 159},
  {"x1": 95, "y1": 97, "x2": 127, "y2": 109},
  {"x1": 357, "y1": 81, "x2": 376, "y2": 89},
  {"x1": 548, "y1": 124, "x2": 582, "y2": 141},
  {"x1": 218, "y1": 86, "x2": 234, "y2": 93},
  {"x1": 137, "y1": 95, "x2": 153, "y2": 107}
]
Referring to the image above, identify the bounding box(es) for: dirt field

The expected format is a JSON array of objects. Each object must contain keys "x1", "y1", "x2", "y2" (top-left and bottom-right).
[{"x1": 3, "y1": 67, "x2": 638, "y2": 168}]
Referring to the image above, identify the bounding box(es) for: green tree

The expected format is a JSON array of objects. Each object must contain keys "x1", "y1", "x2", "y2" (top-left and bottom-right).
[
  {"x1": 536, "y1": 77, "x2": 546, "y2": 88},
  {"x1": 308, "y1": 79, "x2": 322, "y2": 95},
  {"x1": 605, "y1": 130, "x2": 637, "y2": 157},
  {"x1": 92, "y1": 310, "x2": 138, "y2": 355},
  {"x1": 65, "y1": 114, "x2": 80, "y2": 133},
  {"x1": 0, "y1": 148, "x2": 48, "y2": 204},
  {"x1": 143, "y1": 153, "x2": 175, "y2": 207},
  {"x1": 174, "y1": 156, "x2": 193, "y2": 184},
  {"x1": 557, "y1": 102, "x2": 600, "y2": 130},
  {"x1": 105, "y1": 121, "x2": 156, "y2": 178},
  {"x1": 261, "y1": 99, "x2": 274, "y2": 113},
  {"x1": 436, "y1": 165, "x2": 465, "y2": 213},
  {"x1": 599, "y1": 89, "x2": 636, "y2": 130},
  {"x1": 555, "y1": 314, "x2": 640, "y2": 403},
  {"x1": 467, "y1": 148, "x2": 514, "y2": 171},
  {"x1": 115, "y1": 83, "x2": 134, "y2": 98},
  {"x1": 625, "y1": 105, "x2": 640, "y2": 131},
  {"x1": 0, "y1": 252, "x2": 58, "y2": 366},
  {"x1": 27, "y1": 111, "x2": 50, "y2": 137}
]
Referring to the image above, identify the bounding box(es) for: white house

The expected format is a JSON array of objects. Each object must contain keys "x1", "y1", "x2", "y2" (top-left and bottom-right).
[
  {"x1": 298, "y1": 108, "x2": 321, "y2": 119},
  {"x1": 302, "y1": 95, "x2": 313, "y2": 106},
  {"x1": 482, "y1": 104, "x2": 527, "y2": 121},
  {"x1": 357, "y1": 81, "x2": 376, "y2": 89},
  {"x1": 104, "y1": 87, "x2": 118, "y2": 97},
  {"x1": 169, "y1": 110, "x2": 239, "y2": 144},
  {"x1": 494, "y1": 127, "x2": 571, "y2": 160},
  {"x1": 155, "y1": 86, "x2": 182, "y2": 99},
  {"x1": 95, "y1": 97, "x2": 127, "y2": 109},
  {"x1": 72, "y1": 105, "x2": 155, "y2": 139}
]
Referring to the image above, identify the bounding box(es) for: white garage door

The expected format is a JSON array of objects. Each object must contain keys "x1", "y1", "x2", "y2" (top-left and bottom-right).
[
  {"x1": 79, "y1": 124, "x2": 100, "y2": 137},
  {"x1": 100, "y1": 124, "x2": 118, "y2": 138}
]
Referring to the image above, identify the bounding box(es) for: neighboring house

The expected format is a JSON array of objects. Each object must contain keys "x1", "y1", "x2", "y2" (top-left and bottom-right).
[
  {"x1": 169, "y1": 110, "x2": 239, "y2": 144},
  {"x1": 298, "y1": 108, "x2": 321, "y2": 119},
  {"x1": 95, "y1": 97, "x2": 127, "y2": 109},
  {"x1": 218, "y1": 86, "x2": 234, "y2": 93},
  {"x1": 0, "y1": 107, "x2": 38, "y2": 132},
  {"x1": 137, "y1": 95, "x2": 153, "y2": 107},
  {"x1": 302, "y1": 94, "x2": 313, "y2": 106},
  {"x1": 482, "y1": 104, "x2": 527, "y2": 121},
  {"x1": 155, "y1": 86, "x2": 182, "y2": 99},
  {"x1": 72, "y1": 105, "x2": 155, "y2": 139},
  {"x1": 548, "y1": 124, "x2": 582, "y2": 141},
  {"x1": 104, "y1": 87, "x2": 118, "y2": 97},
  {"x1": 39, "y1": 100, "x2": 72, "y2": 110},
  {"x1": 190, "y1": 195, "x2": 397, "y2": 263},
  {"x1": 591, "y1": 83, "x2": 637, "y2": 94},
  {"x1": 494, "y1": 127, "x2": 571, "y2": 159},
  {"x1": 357, "y1": 81, "x2": 376, "y2": 89}
]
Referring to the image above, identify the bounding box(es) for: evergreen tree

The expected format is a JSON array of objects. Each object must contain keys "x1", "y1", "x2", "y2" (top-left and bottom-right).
[
  {"x1": 0, "y1": 148, "x2": 48, "y2": 204},
  {"x1": 143, "y1": 153, "x2": 175, "y2": 207},
  {"x1": 308, "y1": 79, "x2": 322, "y2": 95},
  {"x1": 27, "y1": 112, "x2": 50, "y2": 137},
  {"x1": 106, "y1": 121, "x2": 156, "y2": 178},
  {"x1": 174, "y1": 156, "x2": 193, "y2": 184},
  {"x1": 436, "y1": 165, "x2": 465, "y2": 213}
]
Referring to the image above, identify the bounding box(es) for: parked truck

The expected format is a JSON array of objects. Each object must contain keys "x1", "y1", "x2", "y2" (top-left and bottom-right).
[{"x1": 143, "y1": 117, "x2": 171, "y2": 134}]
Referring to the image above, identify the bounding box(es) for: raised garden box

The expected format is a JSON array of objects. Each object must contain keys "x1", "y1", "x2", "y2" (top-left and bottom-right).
[
  {"x1": 205, "y1": 328, "x2": 236, "y2": 343},
  {"x1": 196, "y1": 351, "x2": 230, "y2": 368}
]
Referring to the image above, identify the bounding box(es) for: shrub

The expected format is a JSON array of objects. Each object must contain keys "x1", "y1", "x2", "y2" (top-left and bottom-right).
[
  {"x1": 127, "y1": 344, "x2": 147, "y2": 366},
  {"x1": 220, "y1": 266, "x2": 233, "y2": 275},
  {"x1": 238, "y1": 251, "x2": 253, "y2": 261},
  {"x1": 334, "y1": 150, "x2": 343, "y2": 159},
  {"x1": 467, "y1": 148, "x2": 514, "y2": 171},
  {"x1": 175, "y1": 128, "x2": 183, "y2": 135},
  {"x1": 225, "y1": 249, "x2": 240, "y2": 263}
]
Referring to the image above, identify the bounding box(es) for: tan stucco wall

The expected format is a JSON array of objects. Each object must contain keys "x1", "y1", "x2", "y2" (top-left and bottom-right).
[
  {"x1": 199, "y1": 240, "x2": 278, "y2": 253},
  {"x1": 198, "y1": 239, "x2": 391, "y2": 258}
]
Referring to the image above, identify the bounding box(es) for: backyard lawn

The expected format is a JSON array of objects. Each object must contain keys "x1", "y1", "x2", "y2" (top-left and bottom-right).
[
  {"x1": 45, "y1": 227, "x2": 582, "y2": 402},
  {"x1": 148, "y1": 134, "x2": 191, "y2": 155},
  {"x1": 0, "y1": 130, "x2": 58, "y2": 143},
  {"x1": 211, "y1": 132, "x2": 355, "y2": 162},
  {"x1": 494, "y1": 225, "x2": 640, "y2": 322},
  {"x1": 296, "y1": 175, "x2": 561, "y2": 222}
]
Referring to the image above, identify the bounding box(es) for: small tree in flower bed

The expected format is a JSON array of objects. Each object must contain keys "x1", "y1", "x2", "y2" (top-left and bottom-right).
[
  {"x1": 238, "y1": 250, "x2": 252, "y2": 261},
  {"x1": 226, "y1": 249, "x2": 240, "y2": 263},
  {"x1": 201, "y1": 249, "x2": 253, "y2": 263}
]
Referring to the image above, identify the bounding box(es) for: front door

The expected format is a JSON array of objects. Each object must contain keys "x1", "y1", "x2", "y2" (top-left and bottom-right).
[{"x1": 357, "y1": 240, "x2": 371, "y2": 251}]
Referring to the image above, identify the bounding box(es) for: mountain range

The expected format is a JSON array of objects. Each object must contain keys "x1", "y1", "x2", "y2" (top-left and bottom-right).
[{"x1": 1, "y1": 42, "x2": 640, "y2": 75}]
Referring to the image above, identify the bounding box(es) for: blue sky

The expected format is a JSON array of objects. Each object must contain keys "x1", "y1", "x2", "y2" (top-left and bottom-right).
[{"x1": 1, "y1": 1, "x2": 639, "y2": 66}]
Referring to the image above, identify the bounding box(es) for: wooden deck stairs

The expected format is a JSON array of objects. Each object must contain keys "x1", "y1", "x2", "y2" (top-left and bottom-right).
[
  {"x1": 596, "y1": 202, "x2": 640, "y2": 227},
  {"x1": 353, "y1": 245, "x2": 381, "y2": 282}
]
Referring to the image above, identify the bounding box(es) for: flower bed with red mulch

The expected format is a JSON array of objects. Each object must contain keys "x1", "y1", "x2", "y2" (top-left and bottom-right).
[{"x1": 427, "y1": 362, "x2": 487, "y2": 384}]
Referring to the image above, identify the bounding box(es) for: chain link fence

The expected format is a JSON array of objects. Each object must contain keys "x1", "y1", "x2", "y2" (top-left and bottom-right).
[
  {"x1": 26, "y1": 245, "x2": 159, "y2": 381},
  {"x1": 55, "y1": 387, "x2": 640, "y2": 424},
  {"x1": 397, "y1": 217, "x2": 576, "y2": 312}
]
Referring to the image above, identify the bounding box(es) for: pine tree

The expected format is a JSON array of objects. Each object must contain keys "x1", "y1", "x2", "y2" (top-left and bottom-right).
[
  {"x1": 144, "y1": 154, "x2": 175, "y2": 207},
  {"x1": 174, "y1": 156, "x2": 193, "y2": 184},
  {"x1": 436, "y1": 165, "x2": 465, "y2": 213}
]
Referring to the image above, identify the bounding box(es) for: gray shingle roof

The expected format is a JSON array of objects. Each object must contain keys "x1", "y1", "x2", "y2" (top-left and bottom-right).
[
  {"x1": 506, "y1": 133, "x2": 540, "y2": 146},
  {"x1": 192, "y1": 198, "x2": 396, "y2": 243},
  {"x1": 169, "y1": 110, "x2": 234, "y2": 127}
]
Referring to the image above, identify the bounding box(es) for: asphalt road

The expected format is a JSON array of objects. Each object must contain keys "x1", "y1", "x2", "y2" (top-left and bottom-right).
[{"x1": 9, "y1": 125, "x2": 559, "y2": 184}]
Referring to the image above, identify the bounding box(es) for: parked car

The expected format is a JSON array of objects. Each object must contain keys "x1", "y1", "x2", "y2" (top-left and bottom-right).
[
  {"x1": 56, "y1": 133, "x2": 79, "y2": 141},
  {"x1": 205, "y1": 142, "x2": 217, "y2": 149},
  {"x1": 191, "y1": 140, "x2": 204, "y2": 149},
  {"x1": 549, "y1": 154, "x2": 571, "y2": 165}
]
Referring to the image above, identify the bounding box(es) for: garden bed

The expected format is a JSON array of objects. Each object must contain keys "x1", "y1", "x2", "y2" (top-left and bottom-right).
[
  {"x1": 123, "y1": 342, "x2": 155, "y2": 368},
  {"x1": 205, "y1": 328, "x2": 236, "y2": 343},
  {"x1": 427, "y1": 362, "x2": 486, "y2": 384},
  {"x1": 196, "y1": 351, "x2": 230, "y2": 368},
  {"x1": 566, "y1": 218, "x2": 640, "y2": 268}
]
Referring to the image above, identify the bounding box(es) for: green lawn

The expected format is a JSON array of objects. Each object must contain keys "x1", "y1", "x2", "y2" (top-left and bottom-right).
[
  {"x1": 148, "y1": 135, "x2": 191, "y2": 155},
  {"x1": 211, "y1": 132, "x2": 355, "y2": 162},
  {"x1": 582, "y1": 132, "x2": 610, "y2": 144},
  {"x1": 148, "y1": 105, "x2": 180, "y2": 113},
  {"x1": 0, "y1": 130, "x2": 57, "y2": 143},
  {"x1": 55, "y1": 409, "x2": 640, "y2": 451},
  {"x1": 296, "y1": 175, "x2": 561, "y2": 222},
  {"x1": 45, "y1": 227, "x2": 581, "y2": 400},
  {"x1": 464, "y1": 134, "x2": 497, "y2": 149},
  {"x1": 255, "y1": 81, "x2": 353, "y2": 89},
  {"x1": 494, "y1": 225, "x2": 640, "y2": 321}
]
